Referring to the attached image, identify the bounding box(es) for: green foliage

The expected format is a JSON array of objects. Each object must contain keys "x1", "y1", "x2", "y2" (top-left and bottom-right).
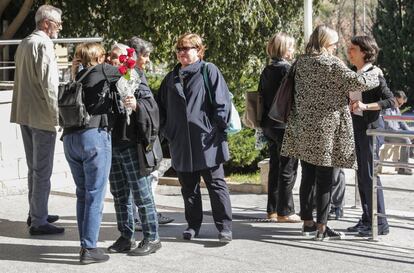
[
  {"x1": 146, "y1": 72, "x2": 164, "y2": 94},
  {"x1": 373, "y1": 0, "x2": 414, "y2": 105},
  {"x1": 225, "y1": 128, "x2": 262, "y2": 173},
  {"x1": 47, "y1": 0, "x2": 315, "y2": 97}
]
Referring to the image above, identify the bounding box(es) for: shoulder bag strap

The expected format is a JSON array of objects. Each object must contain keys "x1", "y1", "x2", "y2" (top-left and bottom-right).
[{"x1": 202, "y1": 62, "x2": 213, "y2": 104}]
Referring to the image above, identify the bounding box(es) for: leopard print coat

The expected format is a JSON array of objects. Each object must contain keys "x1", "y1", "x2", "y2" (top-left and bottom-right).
[{"x1": 280, "y1": 53, "x2": 379, "y2": 169}]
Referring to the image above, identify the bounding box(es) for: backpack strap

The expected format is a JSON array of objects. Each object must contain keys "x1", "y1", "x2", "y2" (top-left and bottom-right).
[{"x1": 76, "y1": 66, "x2": 95, "y2": 83}]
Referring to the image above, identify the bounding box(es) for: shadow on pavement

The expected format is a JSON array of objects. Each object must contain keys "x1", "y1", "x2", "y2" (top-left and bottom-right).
[
  {"x1": 0, "y1": 243, "x2": 81, "y2": 265},
  {"x1": 1, "y1": 207, "x2": 413, "y2": 265}
]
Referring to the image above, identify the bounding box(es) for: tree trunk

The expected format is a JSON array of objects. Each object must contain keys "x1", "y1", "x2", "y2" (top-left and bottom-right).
[
  {"x1": 0, "y1": 0, "x2": 12, "y2": 19},
  {"x1": 0, "y1": 0, "x2": 34, "y2": 40}
]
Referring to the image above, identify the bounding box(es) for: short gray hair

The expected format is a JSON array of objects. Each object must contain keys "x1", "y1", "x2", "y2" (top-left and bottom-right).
[
  {"x1": 394, "y1": 90, "x2": 407, "y2": 101},
  {"x1": 128, "y1": 36, "x2": 153, "y2": 57},
  {"x1": 35, "y1": 5, "x2": 62, "y2": 26},
  {"x1": 111, "y1": 42, "x2": 129, "y2": 56}
]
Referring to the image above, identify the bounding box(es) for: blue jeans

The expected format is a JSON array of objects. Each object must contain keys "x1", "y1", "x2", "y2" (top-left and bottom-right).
[
  {"x1": 20, "y1": 125, "x2": 56, "y2": 227},
  {"x1": 63, "y1": 128, "x2": 111, "y2": 248}
]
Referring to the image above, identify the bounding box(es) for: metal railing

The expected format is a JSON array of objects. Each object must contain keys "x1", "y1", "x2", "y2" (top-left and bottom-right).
[
  {"x1": 0, "y1": 37, "x2": 102, "y2": 45},
  {"x1": 366, "y1": 115, "x2": 414, "y2": 241},
  {"x1": 0, "y1": 37, "x2": 103, "y2": 91}
]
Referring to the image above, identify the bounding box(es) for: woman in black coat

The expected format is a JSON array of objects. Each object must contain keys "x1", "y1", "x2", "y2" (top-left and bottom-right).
[
  {"x1": 346, "y1": 36, "x2": 395, "y2": 236},
  {"x1": 157, "y1": 33, "x2": 233, "y2": 243},
  {"x1": 258, "y1": 33, "x2": 300, "y2": 223}
]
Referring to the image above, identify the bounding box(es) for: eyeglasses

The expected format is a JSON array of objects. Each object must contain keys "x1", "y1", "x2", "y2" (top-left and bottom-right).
[
  {"x1": 175, "y1": 46, "x2": 197, "y2": 53},
  {"x1": 48, "y1": 19, "x2": 62, "y2": 28}
]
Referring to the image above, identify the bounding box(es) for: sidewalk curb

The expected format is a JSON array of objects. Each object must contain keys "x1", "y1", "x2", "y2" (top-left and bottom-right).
[{"x1": 159, "y1": 177, "x2": 264, "y2": 194}]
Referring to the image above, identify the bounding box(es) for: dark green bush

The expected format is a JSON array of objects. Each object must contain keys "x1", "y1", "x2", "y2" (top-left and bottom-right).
[{"x1": 224, "y1": 128, "x2": 267, "y2": 175}]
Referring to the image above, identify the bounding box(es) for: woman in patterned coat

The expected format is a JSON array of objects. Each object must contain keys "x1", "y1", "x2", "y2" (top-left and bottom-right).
[{"x1": 280, "y1": 25, "x2": 380, "y2": 240}]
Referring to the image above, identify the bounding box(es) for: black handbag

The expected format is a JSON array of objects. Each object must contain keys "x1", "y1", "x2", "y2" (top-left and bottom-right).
[
  {"x1": 268, "y1": 60, "x2": 297, "y2": 123},
  {"x1": 136, "y1": 136, "x2": 163, "y2": 176}
]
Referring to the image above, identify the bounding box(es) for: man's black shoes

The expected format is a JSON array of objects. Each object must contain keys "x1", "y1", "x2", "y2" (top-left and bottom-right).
[
  {"x1": 107, "y1": 236, "x2": 138, "y2": 253},
  {"x1": 129, "y1": 239, "x2": 161, "y2": 256},
  {"x1": 80, "y1": 248, "x2": 109, "y2": 264},
  {"x1": 29, "y1": 223, "x2": 65, "y2": 235},
  {"x1": 26, "y1": 215, "x2": 59, "y2": 227}
]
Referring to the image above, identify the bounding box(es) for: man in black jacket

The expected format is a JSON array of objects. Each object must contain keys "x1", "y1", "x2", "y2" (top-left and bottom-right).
[{"x1": 347, "y1": 36, "x2": 395, "y2": 236}]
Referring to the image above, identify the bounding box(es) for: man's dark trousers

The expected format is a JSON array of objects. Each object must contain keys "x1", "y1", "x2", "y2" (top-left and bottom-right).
[{"x1": 20, "y1": 125, "x2": 56, "y2": 228}]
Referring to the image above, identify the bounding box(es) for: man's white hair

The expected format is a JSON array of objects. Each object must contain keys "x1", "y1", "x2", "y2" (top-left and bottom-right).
[
  {"x1": 35, "y1": 5, "x2": 62, "y2": 25},
  {"x1": 111, "y1": 43, "x2": 129, "y2": 56}
]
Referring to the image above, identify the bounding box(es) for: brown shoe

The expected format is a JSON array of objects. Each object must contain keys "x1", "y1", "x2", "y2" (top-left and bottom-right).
[
  {"x1": 277, "y1": 214, "x2": 301, "y2": 223},
  {"x1": 267, "y1": 212, "x2": 278, "y2": 222}
]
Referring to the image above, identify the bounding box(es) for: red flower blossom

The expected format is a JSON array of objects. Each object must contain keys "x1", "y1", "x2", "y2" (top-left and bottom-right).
[
  {"x1": 126, "y1": 59, "x2": 136, "y2": 69},
  {"x1": 127, "y1": 48, "x2": 135, "y2": 57},
  {"x1": 119, "y1": 54, "x2": 127, "y2": 63},
  {"x1": 118, "y1": 65, "x2": 128, "y2": 75}
]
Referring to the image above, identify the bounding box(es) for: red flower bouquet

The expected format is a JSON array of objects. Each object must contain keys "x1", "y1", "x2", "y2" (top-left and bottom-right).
[{"x1": 116, "y1": 47, "x2": 141, "y2": 124}]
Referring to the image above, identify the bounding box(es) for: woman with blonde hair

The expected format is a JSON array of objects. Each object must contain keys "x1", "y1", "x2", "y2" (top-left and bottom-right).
[
  {"x1": 259, "y1": 32, "x2": 300, "y2": 223},
  {"x1": 157, "y1": 33, "x2": 233, "y2": 243},
  {"x1": 281, "y1": 25, "x2": 381, "y2": 240},
  {"x1": 63, "y1": 42, "x2": 121, "y2": 263}
]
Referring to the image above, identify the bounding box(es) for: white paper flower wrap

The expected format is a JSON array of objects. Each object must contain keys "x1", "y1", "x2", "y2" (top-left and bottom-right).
[{"x1": 116, "y1": 69, "x2": 141, "y2": 124}]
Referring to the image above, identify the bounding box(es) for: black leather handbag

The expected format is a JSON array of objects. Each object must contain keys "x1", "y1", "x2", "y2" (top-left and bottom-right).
[{"x1": 268, "y1": 60, "x2": 297, "y2": 123}]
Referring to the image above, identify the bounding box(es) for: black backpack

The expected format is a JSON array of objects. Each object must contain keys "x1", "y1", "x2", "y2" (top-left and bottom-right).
[{"x1": 58, "y1": 67, "x2": 94, "y2": 128}]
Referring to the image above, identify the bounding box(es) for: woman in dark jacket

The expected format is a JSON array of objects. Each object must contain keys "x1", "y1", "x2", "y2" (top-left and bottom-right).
[
  {"x1": 346, "y1": 36, "x2": 395, "y2": 236},
  {"x1": 157, "y1": 33, "x2": 233, "y2": 243},
  {"x1": 107, "y1": 39, "x2": 161, "y2": 256},
  {"x1": 63, "y1": 42, "x2": 120, "y2": 264},
  {"x1": 259, "y1": 33, "x2": 300, "y2": 223}
]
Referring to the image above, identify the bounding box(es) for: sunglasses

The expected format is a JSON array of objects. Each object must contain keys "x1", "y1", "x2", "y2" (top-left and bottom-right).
[{"x1": 175, "y1": 46, "x2": 197, "y2": 53}]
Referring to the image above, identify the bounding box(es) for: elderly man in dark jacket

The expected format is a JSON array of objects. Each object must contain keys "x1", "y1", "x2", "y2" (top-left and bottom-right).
[{"x1": 157, "y1": 33, "x2": 233, "y2": 243}]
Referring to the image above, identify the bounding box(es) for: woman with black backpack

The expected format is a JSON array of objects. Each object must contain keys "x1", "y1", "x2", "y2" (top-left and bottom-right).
[{"x1": 63, "y1": 42, "x2": 120, "y2": 264}]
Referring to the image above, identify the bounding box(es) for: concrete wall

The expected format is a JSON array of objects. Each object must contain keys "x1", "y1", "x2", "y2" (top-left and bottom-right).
[{"x1": 0, "y1": 90, "x2": 73, "y2": 196}]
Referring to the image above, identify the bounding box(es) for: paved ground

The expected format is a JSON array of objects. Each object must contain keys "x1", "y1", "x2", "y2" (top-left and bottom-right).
[{"x1": 0, "y1": 168, "x2": 413, "y2": 273}]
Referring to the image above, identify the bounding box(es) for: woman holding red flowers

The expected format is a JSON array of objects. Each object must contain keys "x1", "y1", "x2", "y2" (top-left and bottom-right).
[{"x1": 106, "y1": 38, "x2": 162, "y2": 256}]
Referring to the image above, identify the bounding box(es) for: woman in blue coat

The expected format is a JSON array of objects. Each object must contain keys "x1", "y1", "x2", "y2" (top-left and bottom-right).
[{"x1": 157, "y1": 33, "x2": 233, "y2": 243}]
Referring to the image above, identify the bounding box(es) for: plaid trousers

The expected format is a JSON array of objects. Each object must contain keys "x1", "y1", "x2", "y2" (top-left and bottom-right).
[{"x1": 109, "y1": 144, "x2": 159, "y2": 241}]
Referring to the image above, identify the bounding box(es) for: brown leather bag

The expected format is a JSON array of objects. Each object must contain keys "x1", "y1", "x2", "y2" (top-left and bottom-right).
[
  {"x1": 242, "y1": 91, "x2": 263, "y2": 129},
  {"x1": 268, "y1": 61, "x2": 297, "y2": 123}
]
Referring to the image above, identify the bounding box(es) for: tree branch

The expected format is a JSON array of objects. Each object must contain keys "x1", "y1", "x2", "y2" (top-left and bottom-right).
[
  {"x1": 0, "y1": 0, "x2": 12, "y2": 19},
  {"x1": 0, "y1": 0, "x2": 34, "y2": 40}
]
